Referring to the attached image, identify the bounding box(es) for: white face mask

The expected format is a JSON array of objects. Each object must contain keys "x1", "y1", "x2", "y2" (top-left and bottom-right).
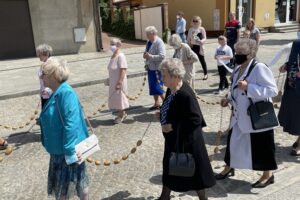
[{"x1": 110, "y1": 45, "x2": 117, "y2": 53}]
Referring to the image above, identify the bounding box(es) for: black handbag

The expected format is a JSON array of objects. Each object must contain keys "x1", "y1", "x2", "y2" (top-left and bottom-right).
[
  {"x1": 169, "y1": 124, "x2": 195, "y2": 177},
  {"x1": 247, "y1": 98, "x2": 279, "y2": 130}
]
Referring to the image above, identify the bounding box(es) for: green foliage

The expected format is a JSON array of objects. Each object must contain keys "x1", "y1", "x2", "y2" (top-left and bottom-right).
[
  {"x1": 99, "y1": 0, "x2": 135, "y2": 40},
  {"x1": 162, "y1": 28, "x2": 171, "y2": 43}
]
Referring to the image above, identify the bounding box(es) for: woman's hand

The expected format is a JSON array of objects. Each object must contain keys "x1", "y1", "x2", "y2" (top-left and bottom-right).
[
  {"x1": 220, "y1": 98, "x2": 230, "y2": 107},
  {"x1": 279, "y1": 64, "x2": 287, "y2": 73},
  {"x1": 162, "y1": 124, "x2": 173, "y2": 133},
  {"x1": 115, "y1": 82, "x2": 122, "y2": 90},
  {"x1": 238, "y1": 80, "x2": 248, "y2": 91}
]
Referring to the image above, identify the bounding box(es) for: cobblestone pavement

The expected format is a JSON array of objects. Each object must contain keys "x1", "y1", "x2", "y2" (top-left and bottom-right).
[{"x1": 1, "y1": 32, "x2": 300, "y2": 200}]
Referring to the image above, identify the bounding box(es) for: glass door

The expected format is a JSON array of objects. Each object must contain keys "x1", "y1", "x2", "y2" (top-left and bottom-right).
[
  {"x1": 275, "y1": 0, "x2": 298, "y2": 23},
  {"x1": 236, "y1": 0, "x2": 252, "y2": 26},
  {"x1": 289, "y1": 0, "x2": 298, "y2": 21}
]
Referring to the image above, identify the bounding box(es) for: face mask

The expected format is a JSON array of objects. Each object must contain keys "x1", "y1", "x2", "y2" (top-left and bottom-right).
[
  {"x1": 110, "y1": 45, "x2": 117, "y2": 53},
  {"x1": 235, "y1": 54, "x2": 248, "y2": 65}
]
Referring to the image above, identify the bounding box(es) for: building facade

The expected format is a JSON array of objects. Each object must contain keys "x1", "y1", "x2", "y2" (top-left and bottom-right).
[
  {"x1": 0, "y1": 0, "x2": 101, "y2": 60},
  {"x1": 141, "y1": 0, "x2": 300, "y2": 34}
]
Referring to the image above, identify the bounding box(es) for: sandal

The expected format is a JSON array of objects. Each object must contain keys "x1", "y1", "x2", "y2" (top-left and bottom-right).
[
  {"x1": 0, "y1": 138, "x2": 8, "y2": 150},
  {"x1": 149, "y1": 105, "x2": 161, "y2": 111},
  {"x1": 114, "y1": 114, "x2": 128, "y2": 124}
]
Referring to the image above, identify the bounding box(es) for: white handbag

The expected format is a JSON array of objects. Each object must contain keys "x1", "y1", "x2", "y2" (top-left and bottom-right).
[{"x1": 56, "y1": 99, "x2": 100, "y2": 164}]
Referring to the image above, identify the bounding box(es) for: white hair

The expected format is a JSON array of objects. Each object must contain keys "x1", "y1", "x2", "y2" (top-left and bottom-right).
[
  {"x1": 42, "y1": 57, "x2": 70, "y2": 83},
  {"x1": 110, "y1": 37, "x2": 122, "y2": 47},
  {"x1": 145, "y1": 26, "x2": 158, "y2": 34},
  {"x1": 159, "y1": 58, "x2": 186, "y2": 79},
  {"x1": 169, "y1": 34, "x2": 182, "y2": 47},
  {"x1": 234, "y1": 38, "x2": 258, "y2": 58},
  {"x1": 36, "y1": 44, "x2": 53, "y2": 56}
]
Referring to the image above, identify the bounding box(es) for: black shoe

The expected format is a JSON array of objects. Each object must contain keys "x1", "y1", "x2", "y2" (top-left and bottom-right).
[
  {"x1": 290, "y1": 149, "x2": 300, "y2": 156},
  {"x1": 215, "y1": 168, "x2": 235, "y2": 180},
  {"x1": 292, "y1": 141, "x2": 299, "y2": 149},
  {"x1": 252, "y1": 175, "x2": 274, "y2": 188}
]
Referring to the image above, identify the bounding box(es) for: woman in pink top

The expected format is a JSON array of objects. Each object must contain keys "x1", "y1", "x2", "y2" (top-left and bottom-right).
[{"x1": 107, "y1": 38, "x2": 129, "y2": 124}]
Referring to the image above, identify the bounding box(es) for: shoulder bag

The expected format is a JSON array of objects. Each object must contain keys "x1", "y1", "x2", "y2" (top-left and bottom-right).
[
  {"x1": 56, "y1": 98, "x2": 100, "y2": 164},
  {"x1": 244, "y1": 60, "x2": 279, "y2": 130},
  {"x1": 169, "y1": 123, "x2": 195, "y2": 177}
]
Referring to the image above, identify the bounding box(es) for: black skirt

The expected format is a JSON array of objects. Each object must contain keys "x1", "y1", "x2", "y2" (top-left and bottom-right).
[
  {"x1": 162, "y1": 128, "x2": 216, "y2": 192},
  {"x1": 224, "y1": 129, "x2": 277, "y2": 171},
  {"x1": 278, "y1": 87, "x2": 300, "y2": 135}
]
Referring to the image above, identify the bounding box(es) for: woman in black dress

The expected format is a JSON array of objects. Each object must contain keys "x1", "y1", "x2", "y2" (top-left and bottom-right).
[
  {"x1": 278, "y1": 40, "x2": 300, "y2": 156},
  {"x1": 157, "y1": 58, "x2": 215, "y2": 200}
]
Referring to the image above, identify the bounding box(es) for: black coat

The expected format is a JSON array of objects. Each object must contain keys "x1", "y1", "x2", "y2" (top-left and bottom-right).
[{"x1": 161, "y1": 82, "x2": 216, "y2": 192}]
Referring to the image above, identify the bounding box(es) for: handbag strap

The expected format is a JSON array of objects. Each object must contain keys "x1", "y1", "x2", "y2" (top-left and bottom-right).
[
  {"x1": 55, "y1": 96, "x2": 95, "y2": 135},
  {"x1": 174, "y1": 122, "x2": 185, "y2": 153},
  {"x1": 231, "y1": 59, "x2": 257, "y2": 104}
]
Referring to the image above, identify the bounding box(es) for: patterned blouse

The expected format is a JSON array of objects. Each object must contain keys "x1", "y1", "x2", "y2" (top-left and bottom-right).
[{"x1": 160, "y1": 93, "x2": 176, "y2": 125}]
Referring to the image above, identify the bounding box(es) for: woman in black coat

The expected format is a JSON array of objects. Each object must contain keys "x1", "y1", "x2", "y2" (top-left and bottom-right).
[{"x1": 157, "y1": 58, "x2": 215, "y2": 200}]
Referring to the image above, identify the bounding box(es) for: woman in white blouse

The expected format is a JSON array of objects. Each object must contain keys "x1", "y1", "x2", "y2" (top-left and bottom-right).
[{"x1": 215, "y1": 38, "x2": 278, "y2": 188}]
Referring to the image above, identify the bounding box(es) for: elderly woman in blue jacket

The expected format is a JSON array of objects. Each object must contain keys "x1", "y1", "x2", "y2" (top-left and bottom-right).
[{"x1": 40, "y1": 57, "x2": 89, "y2": 200}]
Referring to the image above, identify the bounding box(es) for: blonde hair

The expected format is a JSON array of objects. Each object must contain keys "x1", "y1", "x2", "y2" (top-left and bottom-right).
[
  {"x1": 218, "y1": 35, "x2": 227, "y2": 43},
  {"x1": 110, "y1": 37, "x2": 122, "y2": 47},
  {"x1": 159, "y1": 58, "x2": 186, "y2": 79},
  {"x1": 42, "y1": 57, "x2": 70, "y2": 83},
  {"x1": 246, "y1": 18, "x2": 256, "y2": 31},
  {"x1": 191, "y1": 16, "x2": 202, "y2": 27},
  {"x1": 234, "y1": 38, "x2": 258, "y2": 58}
]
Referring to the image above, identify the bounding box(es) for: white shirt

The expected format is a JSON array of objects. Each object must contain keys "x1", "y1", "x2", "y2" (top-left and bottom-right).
[{"x1": 215, "y1": 44, "x2": 233, "y2": 65}]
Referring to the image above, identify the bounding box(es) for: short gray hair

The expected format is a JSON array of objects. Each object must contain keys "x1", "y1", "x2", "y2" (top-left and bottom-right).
[
  {"x1": 42, "y1": 57, "x2": 70, "y2": 83},
  {"x1": 145, "y1": 26, "x2": 158, "y2": 34},
  {"x1": 36, "y1": 44, "x2": 53, "y2": 56},
  {"x1": 234, "y1": 38, "x2": 258, "y2": 58},
  {"x1": 159, "y1": 58, "x2": 185, "y2": 79},
  {"x1": 110, "y1": 37, "x2": 122, "y2": 47},
  {"x1": 169, "y1": 34, "x2": 182, "y2": 47}
]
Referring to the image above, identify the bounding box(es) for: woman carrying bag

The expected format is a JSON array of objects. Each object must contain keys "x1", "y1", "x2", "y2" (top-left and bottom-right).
[{"x1": 156, "y1": 58, "x2": 215, "y2": 200}]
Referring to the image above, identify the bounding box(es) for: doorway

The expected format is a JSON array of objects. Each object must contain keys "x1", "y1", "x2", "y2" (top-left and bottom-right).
[
  {"x1": 0, "y1": 0, "x2": 36, "y2": 59},
  {"x1": 236, "y1": 0, "x2": 253, "y2": 26},
  {"x1": 275, "y1": 0, "x2": 299, "y2": 23}
]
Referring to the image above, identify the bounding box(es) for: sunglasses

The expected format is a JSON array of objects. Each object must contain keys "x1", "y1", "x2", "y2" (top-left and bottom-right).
[{"x1": 193, "y1": 20, "x2": 199, "y2": 23}]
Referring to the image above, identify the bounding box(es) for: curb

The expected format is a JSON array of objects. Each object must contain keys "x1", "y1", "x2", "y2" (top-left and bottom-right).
[{"x1": 0, "y1": 71, "x2": 146, "y2": 101}]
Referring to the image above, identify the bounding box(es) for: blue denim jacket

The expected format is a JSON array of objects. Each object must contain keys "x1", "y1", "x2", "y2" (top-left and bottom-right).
[{"x1": 40, "y1": 82, "x2": 89, "y2": 158}]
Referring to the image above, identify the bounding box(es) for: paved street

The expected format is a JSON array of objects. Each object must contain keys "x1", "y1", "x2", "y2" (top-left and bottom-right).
[{"x1": 0, "y1": 32, "x2": 300, "y2": 200}]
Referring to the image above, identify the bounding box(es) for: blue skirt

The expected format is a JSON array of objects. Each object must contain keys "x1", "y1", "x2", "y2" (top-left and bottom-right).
[
  {"x1": 48, "y1": 155, "x2": 89, "y2": 199},
  {"x1": 148, "y1": 70, "x2": 164, "y2": 95}
]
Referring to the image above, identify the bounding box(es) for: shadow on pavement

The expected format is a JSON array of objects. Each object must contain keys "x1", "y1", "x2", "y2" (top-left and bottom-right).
[
  {"x1": 101, "y1": 190, "x2": 155, "y2": 200},
  {"x1": 6, "y1": 131, "x2": 40, "y2": 150},
  {"x1": 260, "y1": 39, "x2": 294, "y2": 46}
]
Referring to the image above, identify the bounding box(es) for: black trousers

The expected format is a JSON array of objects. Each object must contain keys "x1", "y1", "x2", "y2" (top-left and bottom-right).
[
  {"x1": 192, "y1": 45, "x2": 208, "y2": 75},
  {"x1": 217, "y1": 65, "x2": 229, "y2": 90}
]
